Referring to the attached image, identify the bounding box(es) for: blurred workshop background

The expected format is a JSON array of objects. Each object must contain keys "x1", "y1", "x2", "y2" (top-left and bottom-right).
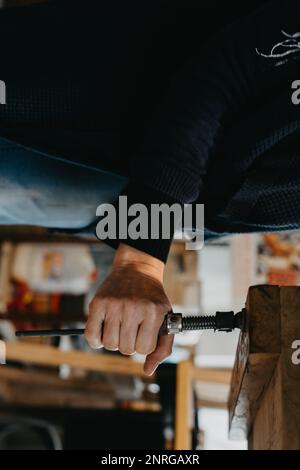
[
  {"x1": 1, "y1": 0, "x2": 300, "y2": 452},
  {"x1": 0, "y1": 224, "x2": 299, "y2": 450}
]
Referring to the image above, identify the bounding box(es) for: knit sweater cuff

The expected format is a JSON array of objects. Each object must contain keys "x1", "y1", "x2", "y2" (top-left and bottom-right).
[{"x1": 100, "y1": 182, "x2": 182, "y2": 263}]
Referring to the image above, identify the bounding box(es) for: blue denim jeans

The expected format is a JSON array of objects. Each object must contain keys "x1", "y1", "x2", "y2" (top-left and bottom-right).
[{"x1": 0, "y1": 137, "x2": 127, "y2": 233}]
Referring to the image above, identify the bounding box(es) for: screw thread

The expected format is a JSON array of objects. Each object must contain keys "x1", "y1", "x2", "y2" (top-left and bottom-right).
[{"x1": 182, "y1": 315, "x2": 216, "y2": 331}]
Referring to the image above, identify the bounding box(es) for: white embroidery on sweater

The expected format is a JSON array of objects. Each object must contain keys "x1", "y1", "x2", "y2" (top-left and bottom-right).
[{"x1": 256, "y1": 30, "x2": 300, "y2": 59}]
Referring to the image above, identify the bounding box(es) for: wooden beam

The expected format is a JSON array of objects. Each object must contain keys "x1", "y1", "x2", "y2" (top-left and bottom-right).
[
  {"x1": 0, "y1": 367, "x2": 161, "y2": 411},
  {"x1": 0, "y1": 382, "x2": 115, "y2": 409},
  {"x1": 174, "y1": 360, "x2": 193, "y2": 450},
  {"x1": 249, "y1": 287, "x2": 300, "y2": 449},
  {"x1": 5, "y1": 341, "x2": 146, "y2": 377},
  {"x1": 0, "y1": 367, "x2": 115, "y2": 410},
  {"x1": 229, "y1": 285, "x2": 300, "y2": 448},
  {"x1": 0, "y1": 366, "x2": 112, "y2": 393},
  {"x1": 228, "y1": 285, "x2": 281, "y2": 440}
]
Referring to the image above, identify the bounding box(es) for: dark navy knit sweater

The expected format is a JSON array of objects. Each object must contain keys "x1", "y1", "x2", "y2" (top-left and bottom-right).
[{"x1": 1, "y1": 0, "x2": 300, "y2": 261}]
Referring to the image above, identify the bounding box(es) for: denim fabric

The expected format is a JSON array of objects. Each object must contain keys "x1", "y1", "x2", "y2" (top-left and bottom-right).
[{"x1": 0, "y1": 137, "x2": 127, "y2": 231}]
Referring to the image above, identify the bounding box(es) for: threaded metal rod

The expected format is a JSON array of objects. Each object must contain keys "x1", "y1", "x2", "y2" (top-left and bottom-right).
[
  {"x1": 182, "y1": 310, "x2": 244, "y2": 333},
  {"x1": 15, "y1": 310, "x2": 245, "y2": 337},
  {"x1": 182, "y1": 315, "x2": 216, "y2": 330}
]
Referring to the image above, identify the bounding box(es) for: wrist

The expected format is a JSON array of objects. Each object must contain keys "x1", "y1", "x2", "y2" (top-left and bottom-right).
[{"x1": 113, "y1": 243, "x2": 165, "y2": 281}]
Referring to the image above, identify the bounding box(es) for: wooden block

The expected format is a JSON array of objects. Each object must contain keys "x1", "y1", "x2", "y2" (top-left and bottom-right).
[
  {"x1": 229, "y1": 285, "x2": 300, "y2": 449},
  {"x1": 249, "y1": 287, "x2": 300, "y2": 449},
  {"x1": 228, "y1": 285, "x2": 281, "y2": 439}
]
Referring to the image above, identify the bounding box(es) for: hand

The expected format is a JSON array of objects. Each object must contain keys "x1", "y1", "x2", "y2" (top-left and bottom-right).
[{"x1": 85, "y1": 244, "x2": 174, "y2": 375}]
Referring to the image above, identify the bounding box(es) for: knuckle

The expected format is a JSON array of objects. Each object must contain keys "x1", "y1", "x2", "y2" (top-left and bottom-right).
[
  {"x1": 119, "y1": 348, "x2": 135, "y2": 356},
  {"x1": 89, "y1": 297, "x2": 102, "y2": 313},
  {"x1": 138, "y1": 299, "x2": 155, "y2": 311},
  {"x1": 160, "y1": 347, "x2": 172, "y2": 359},
  {"x1": 157, "y1": 304, "x2": 170, "y2": 317},
  {"x1": 105, "y1": 298, "x2": 116, "y2": 309},
  {"x1": 102, "y1": 338, "x2": 118, "y2": 351},
  {"x1": 84, "y1": 331, "x2": 102, "y2": 349},
  {"x1": 106, "y1": 296, "x2": 121, "y2": 306},
  {"x1": 106, "y1": 298, "x2": 124, "y2": 314},
  {"x1": 124, "y1": 298, "x2": 135, "y2": 308},
  {"x1": 84, "y1": 328, "x2": 93, "y2": 341},
  {"x1": 146, "y1": 308, "x2": 158, "y2": 320},
  {"x1": 123, "y1": 300, "x2": 145, "y2": 321},
  {"x1": 104, "y1": 344, "x2": 118, "y2": 352},
  {"x1": 137, "y1": 344, "x2": 155, "y2": 355},
  {"x1": 150, "y1": 304, "x2": 167, "y2": 320},
  {"x1": 84, "y1": 327, "x2": 91, "y2": 339},
  {"x1": 124, "y1": 299, "x2": 138, "y2": 314}
]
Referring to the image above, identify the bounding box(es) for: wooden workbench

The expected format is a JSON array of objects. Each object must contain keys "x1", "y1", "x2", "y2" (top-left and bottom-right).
[{"x1": 228, "y1": 285, "x2": 300, "y2": 449}]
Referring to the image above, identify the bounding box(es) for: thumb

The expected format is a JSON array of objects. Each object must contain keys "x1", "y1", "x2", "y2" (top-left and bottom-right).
[{"x1": 144, "y1": 334, "x2": 174, "y2": 376}]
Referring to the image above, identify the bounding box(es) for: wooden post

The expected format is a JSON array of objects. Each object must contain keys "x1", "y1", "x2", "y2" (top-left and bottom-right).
[
  {"x1": 228, "y1": 285, "x2": 300, "y2": 449},
  {"x1": 174, "y1": 360, "x2": 193, "y2": 450}
]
